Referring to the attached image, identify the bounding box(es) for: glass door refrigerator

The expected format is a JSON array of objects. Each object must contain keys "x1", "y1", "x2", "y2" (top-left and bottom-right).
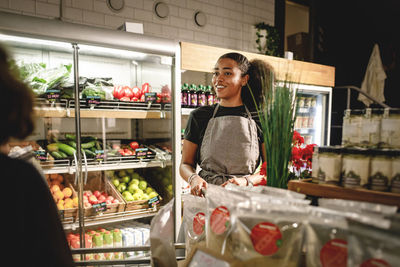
[{"x1": 294, "y1": 84, "x2": 332, "y2": 146}]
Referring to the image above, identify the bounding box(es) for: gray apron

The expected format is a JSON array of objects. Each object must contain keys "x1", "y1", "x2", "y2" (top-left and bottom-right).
[{"x1": 199, "y1": 104, "x2": 260, "y2": 185}]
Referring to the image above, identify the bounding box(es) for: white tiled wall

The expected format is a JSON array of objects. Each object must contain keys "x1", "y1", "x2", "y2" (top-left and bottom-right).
[{"x1": 0, "y1": 0, "x2": 274, "y2": 52}]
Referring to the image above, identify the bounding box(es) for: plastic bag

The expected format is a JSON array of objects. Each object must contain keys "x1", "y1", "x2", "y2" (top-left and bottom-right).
[
  {"x1": 204, "y1": 184, "x2": 251, "y2": 258},
  {"x1": 224, "y1": 183, "x2": 306, "y2": 199},
  {"x1": 228, "y1": 205, "x2": 308, "y2": 266},
  {"x1": 318, "y1": 198, "x2": 398, "y2": 216},
  {"x1": 182, "y1": 194, "x2": 207, "y2": 256},
  {"x1": 347, "y1": 219, "x2": 400, "y2": 267},
  {"x1": 150, "y1": 198, "x2": 177, "y2": 267}
]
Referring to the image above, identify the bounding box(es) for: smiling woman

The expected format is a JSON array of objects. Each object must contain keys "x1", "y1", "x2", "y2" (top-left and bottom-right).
[{"x1": 180, "y1": 52, "x2": 274, "y2": 196}]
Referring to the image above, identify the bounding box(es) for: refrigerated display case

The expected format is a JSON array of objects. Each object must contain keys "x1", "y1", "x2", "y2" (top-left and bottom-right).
[
  {"x1": 294, "y1": 84, "x2": 332, "y2": 146},
  {"x1": 0, "y1": 11, "x2": 182, "y2": 263}
]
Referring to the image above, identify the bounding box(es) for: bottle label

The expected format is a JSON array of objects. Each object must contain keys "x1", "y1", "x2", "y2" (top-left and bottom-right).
[
  {"x1": 190, "y1": 92, "x2": 198, "y2": 107},
  {"x1": 250, "y1": 222, "x2": 282, "y2": 256},
  {"x1": 198, "y1": 93, "x2": 206, "y2": 106},
  {"x1": 182, "y1": 91, "x2": 188, "y2": 106}
]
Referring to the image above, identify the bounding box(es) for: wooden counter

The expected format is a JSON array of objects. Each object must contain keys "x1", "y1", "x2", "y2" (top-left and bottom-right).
[
  {"x1": 288, "y1": 179, "x2": 400, "y2": 208},
  {"x1": 181, "y1": 42, "x2": 335, "y2": 87}
]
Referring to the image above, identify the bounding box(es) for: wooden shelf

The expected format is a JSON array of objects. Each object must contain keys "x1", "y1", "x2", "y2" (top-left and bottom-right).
[
  {"x1": 288, "y1": 179, "x2": 400, "y2": 208},
  {"x1": 181, "y1": 42, "x2": 335, "y2": 87}
]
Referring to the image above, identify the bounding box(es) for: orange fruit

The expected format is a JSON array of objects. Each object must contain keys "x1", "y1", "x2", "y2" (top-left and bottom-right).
[
  {"x1": 56, "y1": 174, "x2": 64, "y2": 183},
  {"x1": 51, "y1": 184, "x2": 60, "y2": 194},
  {"x1": 57, "y1": 203, "x2": 64, "y2": 210},
  {"x1": 54, "y1": 191, "x2": 64, "y2": 201},
  {"x1": 50, "y1": 173, "x2": 59, "y2": 180},
  {"x1": 62, "y1": 187, "x2": 72, "y2": 198},
  {"x1": 72, "y1": 197, "x2": 79, "y2": 207}
]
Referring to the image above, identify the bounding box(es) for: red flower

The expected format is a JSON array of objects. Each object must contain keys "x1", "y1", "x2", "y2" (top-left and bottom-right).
[
  {"x1": 293, "y1": 131, "x2": 304, "y2": 146},
  {"x1": 260, "y1": 161, "x2": 267, "y2": 176}
]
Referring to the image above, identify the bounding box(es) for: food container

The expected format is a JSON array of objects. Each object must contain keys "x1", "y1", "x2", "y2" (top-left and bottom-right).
[
  {"x1": 342, "y1": 109, "x2": 363, "y2": 147},
  {"x1": 341, "y1": 148, "x2": 371, "y2": 189},
  {"x1": 317, "y1": 146, "x2": 342, "y2": 185},
  {"x1": 360, "y1": 108, "x2": 383, "y2": 148},
  {"x1": 390, "y1": 150, "x2": 400, "y2": 193},
  {"x1": 369, "y1": 149, "x2": 392, "y2": 191},
  {"x1": 380, "y1": 108, "x2": 400, "y2": 149}
]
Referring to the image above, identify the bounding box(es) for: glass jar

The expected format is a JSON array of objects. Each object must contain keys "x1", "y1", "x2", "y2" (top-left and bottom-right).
[
  {"x1": 298, "y1": 97, "x2": 305, "y2": 108},
  {"x1": 197, "y1": 85, "x2": 207, "y2": 107},
  {"x1": 181, "y1": 83, "x2": 189, "y2": 107},
  {"x1": 360, "y1": 108, "x2": 383, "y2": 148},
  {"x1": 369, "y1": 149, "x2": 392, "y2": 191},
  {"x1": 381, "y1": 108, "x2": 400, "y2": 149},
  {"x1": 342, "y1": 109, "x2": 363, "y2": 147},
  {"x1": 317, "y1": 147, "x2": 342, "y2": 185},
  {"x1": 341, "y1": 148, "x2": 371, "y2": 189},
  {"x1": 189, "y1": 84, "x2": 198, "y2": 108},
  {"x1": 311, "y1": 146, "x2": 319, "y2": 184},
  {"x1": 390, "y1": 150, "x2": 400, "y2": 193}
]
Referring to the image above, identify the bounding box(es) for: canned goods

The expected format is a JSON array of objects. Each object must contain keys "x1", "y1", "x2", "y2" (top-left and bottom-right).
[
  {"x1": 341, "y1": 148, "x2": 370, "y2": 189},
  {"x1": 360, "y1": 108, "x2": 383, "y2": 148},
  {"x1": 342, "y1": 109, "x2": 363, "y2": 147},
  {"x1": 317, "y1": 146, "x2": 342, "y2": 185},
  {"x1": 369, "y1": 149, "x2": 392, "y2": 191},
  {"x1": 391, "y1": 150, "x2": 400, "y2": 193},
  {"x1": 381, "y1": 108, "x2": 400, "y2": 149}
]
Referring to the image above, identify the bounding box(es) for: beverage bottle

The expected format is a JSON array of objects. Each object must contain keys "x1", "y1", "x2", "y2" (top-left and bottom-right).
[
  {"x1": 206, "y1": 85, "x2": 214, "y2": 106},
  {"x1": 197, "y1": 85, "x2": 206, "y2": 106},
  {"x1": 190, "y1": 84, "x2": 198, "y2": 108},
  {"x1": 93, "y1": 232, "x2": 105, "y2": 260},
  {"x1": 181, "y1": 83, "x2": 189, "y2": 107},
  {"x1": 113, "y1": 229, "x2": 124, "y2": 259},
  {"x1": 103, "y1": 230, "x2": 114, "y2": 260}
]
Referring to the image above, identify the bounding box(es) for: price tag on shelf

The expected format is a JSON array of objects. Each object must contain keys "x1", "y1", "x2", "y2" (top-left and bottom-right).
[
  {"x1": 95, "y1": 150, "x2": 104, "y2": 161},
  {"x1": 145, "y1": 92, "x2": 156, "y2": 103},
  {"x1": 148, "y1": 195, "x2": 161, "y2": 207},
  {"x1": 92, "y1": 202, "x2": 107, "y2": 214},
  {"x1": 46, "y1": 89, "x2": 60, "y2": 102},
  {"x1": 85, "y1": 95, "x2": 101, "y2": 106},
  {"x1": 35, "y1": 150, "x2": 47, "y2": 161},
  {"x1": 135, "y1": 147, "x2": 148, "y2": 159}
]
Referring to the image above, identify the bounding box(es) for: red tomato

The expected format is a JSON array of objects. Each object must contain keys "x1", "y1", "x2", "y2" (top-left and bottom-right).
[
  {"x1": 140, "y1": 94, "x2": 145, "y2": 102},
  {"x1": 156, "y1": 92, "x2": 162, "y2": 103},
  {"x1": 118, "y1": 148, "x2": 125, "y2": 155},
  {"x1": 131, "y1": 86, "x2": 141, "y2": 98},
  {"x1": 142, "y1": 83, "x2": 151, "y2": 94},
  {"x1": 124, "y1": 149, "x2": 133, "y2": 156},
  {"x1": 120, "y1": 96, "x2": 131, "y2": 102},
  {"x1": 130, "y1": 97, "x2": 139, "y2": 102},
  {"x1": 123, "y1": 86, "x2": 134, "y2": 98},
  {"x1": 113, "y1": 85, "x2": 125, "y2": 99},
  {"x1": 93, "y1": 190, "x2": 101, "y2": 198},
  {"x1": 129, "y1": 141, "x2": 139, "y2": 150}
]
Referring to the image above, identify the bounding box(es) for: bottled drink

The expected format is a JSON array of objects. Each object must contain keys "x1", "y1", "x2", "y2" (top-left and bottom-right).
[
  {"x1": 197, "y1": 84, "x2": 207, "y2": 107},
  {"x1": 205, "y1": 85, "x2": 214, "y2": 106},
  {"x1": 190, "y1": 84, "x2": 198, "y2": 108},
  {"x1": 181, "y1": 83, "x2": 189, "y2": 107}
]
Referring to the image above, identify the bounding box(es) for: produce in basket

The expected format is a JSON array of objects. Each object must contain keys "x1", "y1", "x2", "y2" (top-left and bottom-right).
[{"x1": 45, "y1": 173, "x2": 78, "y2": 210}]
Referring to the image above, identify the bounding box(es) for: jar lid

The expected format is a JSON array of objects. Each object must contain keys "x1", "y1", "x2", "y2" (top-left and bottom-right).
[
  {"x1": 344, "y1": 109, "x2": 363, "y2": 116},
  {"x1": 341, "y1": 147, "x2": 370, "y2": 155}
]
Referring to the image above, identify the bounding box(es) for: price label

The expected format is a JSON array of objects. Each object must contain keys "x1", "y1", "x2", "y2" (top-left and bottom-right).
[
  {"x1": 135, "y1": 147, "x2": 148, "y2": 159},
  {"x1": 95, "y1": 150, "x2": 104, "y2": 161},
  {"x1": 46, "y1": 89, "x2": 60, "y2": 102},
  {"x1": 35, "y1": 150, "x2": 47, "y2": 161},
  {"x1": 92, "y1": 202, "x2": 107, "y2": 213},
  {"x1": 85, "y1": 95, "x2": 101, "y2": 106},
  {"x1": 145, "y1": 92, "x2": 157, "y2": 102},
  {"x1": 148, "y1": 195, "x2": 160, "y2": 207}
]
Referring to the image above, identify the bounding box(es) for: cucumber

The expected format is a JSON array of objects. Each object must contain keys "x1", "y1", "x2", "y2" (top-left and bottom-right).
[
  {"x1": 57, "y1": 143, "x2": 76, "y2": 156},
  {"x1": 83, "y1": 149, "x2": 96, "y2": 158},
  {"x1": 81, "y1": 141, "x2": 96, "y2": 149},
  {"x1": 95, "y1": 140, "x2": 102, "y2": 150},
  {"x1": 65, "y1": 133, "x2": 76, "y2": 140},
  {"x1": 68, "y1": 141, "x2": 77, "y2": 148},
  {"x1": 51, "y1": 151, "x2": 63, "y2": 160},
  {"x1": 47, "y1": 143, "x2": 59, "y2": 152},
  {"x1": 90, "y1": 146, "x2": 96, "y2": 152},
  {"x1": 58, "y1": 151, "x2": 68, "y2": 158}
]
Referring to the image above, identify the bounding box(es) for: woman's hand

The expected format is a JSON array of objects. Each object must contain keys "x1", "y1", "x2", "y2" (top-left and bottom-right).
[
  {"x1": 221, "y1": 177, "x2": 248, "y2": 187},
  {"x1": 190, "y1": 175, "x2": 208, "y2": 197}
]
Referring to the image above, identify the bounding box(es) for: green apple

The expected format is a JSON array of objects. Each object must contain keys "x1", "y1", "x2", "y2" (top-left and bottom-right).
[
  {"x1": 131, "y1": 172, "x2": 140, "y2": 179},
  {"x1": 145, "y1": 187, "x2": 153, "y2": 194},
  {"x1": 117, "y1": 183, "x2": 126, "y2": 193},
  {"x1": 126, "y1": 169, "x2": 134, "y2": 174},
  {"x1": 128, "y1": 183, "x2": 139, "y2": 194},
  {"x1": 167, "y1": 184, "x2": 173, "y2": 191},
  {"x1": 122, "y1": 191, "x2": 132, "y2": 199},
  {"x1": 118, "y1": 170, "x2": 127, "y2": 178},
  {"x1": 121, "y1": 176, "x2": 131, "y2": 184},
  {"x1": 148, "y1": 191, "x2": 158, "y2": 199},
  {"x1": 132, "y1": 192, "x2": 142, "y2": 201},
  {"x1": 129, "y1": 178, "x2": 139, "y2": 186},
  {"x1": 142, "y1": 193, "x2": 150, "y2": 200},
  {"x1": 138, "y1": 180, "x2": 147, "y2": 190},
  {"x1": 162, "y1": 178, "x2": 169, "y2": 186},
  {"x1": 112, "y1": 178, "x2": 120, "y2": 187}
]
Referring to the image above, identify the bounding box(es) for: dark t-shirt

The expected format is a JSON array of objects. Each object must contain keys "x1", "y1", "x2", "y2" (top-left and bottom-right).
[
  {"x1": 1, "y1": 154, "x2": 74, "y2": 267},
  {"x1": 184, "y1": 104, "x2": 264, "y2": 165}
]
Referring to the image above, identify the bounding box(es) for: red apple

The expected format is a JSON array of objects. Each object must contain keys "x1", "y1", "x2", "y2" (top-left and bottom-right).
[
  {"x1": 93, "y1": 190, "x2": 101, "y2": 198},
  {"x1": 89, "y1": 195, "x2": 98, "y2": 204},
  {"x1": 106, "y1": 196, "x2": 114, "y2": 201},
  {"x1": 106, "y1": 199, "x2": 112, "y2": 205},
  {"x1": 98, "y1": 195, "x2": 106, "y2": 203},
  {"x1": 112, "y1": 199, "x2": 119, "y2": 204}
]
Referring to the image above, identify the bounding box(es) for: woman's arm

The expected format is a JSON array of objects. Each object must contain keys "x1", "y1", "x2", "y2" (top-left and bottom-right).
[{"x1": 180, "y1": 139, "x2": 208, "y2": 196}]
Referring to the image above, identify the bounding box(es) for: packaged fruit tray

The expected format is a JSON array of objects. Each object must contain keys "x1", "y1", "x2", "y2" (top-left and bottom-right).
[
  {"x1": 68, "y1": 98, "x2": 164, "y2": 111},
  {"x1": 107, "y1": 169, "x2": 162, "y2": 212},
  {"x1": 46, "y1": 173, "x2": 78, "y2": 219},
  {"x1": 107, "y1": 140, "x2": 156, "y2": 161}
]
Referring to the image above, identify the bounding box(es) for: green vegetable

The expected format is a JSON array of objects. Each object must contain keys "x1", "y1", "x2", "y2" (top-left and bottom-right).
[
  {"x1": 65, "y1": 134, "x2": 76, "y2": 140},
  {"x1": 57, "y1": 143, "x2": 76, "y2": 156},
  {"x1": 81, "y1": 141, "x2": 96, "y2": 149},
  {"x1": 58, "y1": 151, "x2": 68, "y2": 158},
  {"x1": 51, "y1": 151, "x2": 63, "y2": 160},
  {"x1": 83, "y1": 149, "x2": 96, "y2": 158},
  {"x1": 47, "y1": 143, "x2": 59, "y2": 152},
  {"x1": 68, "y1": 141, "x2": 77, "y2": 149}
]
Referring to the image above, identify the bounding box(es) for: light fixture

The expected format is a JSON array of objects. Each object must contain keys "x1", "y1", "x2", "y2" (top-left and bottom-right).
[
  {"x1": 107, "y1": 0, "x2": 125, "y2": 12},
  {"x1": 154, "y1": 2, "x2": 169, "y2": 19},
  {"x1": 194, "y1": 11, "x2": 206, "y2": 27}
]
